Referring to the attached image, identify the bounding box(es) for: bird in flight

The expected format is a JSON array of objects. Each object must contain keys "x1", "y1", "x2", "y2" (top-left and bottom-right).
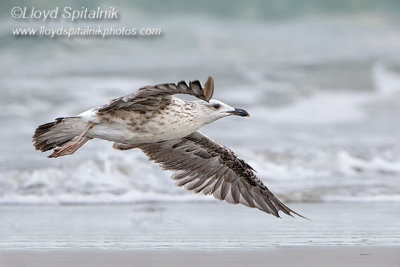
[{"x1": 33, "y1": 76, "x2": 303, "y2": 218}]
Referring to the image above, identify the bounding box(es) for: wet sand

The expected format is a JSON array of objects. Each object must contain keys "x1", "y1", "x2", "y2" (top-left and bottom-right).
[
  {"x1": 1, "y1": 202, "x2": 399, "y2": 249},
  {"x1": 1, "y1": 247, "x2": 399, "y2": 267},
  {"x1": 0, "y1": 202, "x2": 399, "y2": 266}
]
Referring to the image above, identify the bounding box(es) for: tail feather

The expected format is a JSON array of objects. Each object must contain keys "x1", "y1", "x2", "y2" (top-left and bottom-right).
[{"x1": 33, "y1": 117, "x2": 84, "y2": 152}]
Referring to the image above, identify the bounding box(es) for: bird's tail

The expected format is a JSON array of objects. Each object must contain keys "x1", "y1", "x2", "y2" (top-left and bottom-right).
[{"x1": 33, "y1": 117, "x2": 86, "y2": 152}]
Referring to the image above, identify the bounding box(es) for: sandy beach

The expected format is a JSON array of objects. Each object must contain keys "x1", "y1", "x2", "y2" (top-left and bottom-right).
[
  {"x1": 1, "y1": 247, "x2": 399, "y2": 267},
  {"x1": 0, "y1": 202, "x2": 399, "y2": 266},
  {"x1": 1, "y1": 202, "x2": 400, "y2": 249}
]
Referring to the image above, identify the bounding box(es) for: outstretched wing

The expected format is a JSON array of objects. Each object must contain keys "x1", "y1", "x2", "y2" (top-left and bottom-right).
[
  {"x1": 98, "y1": 76, "x2": 214, "y2": 113},
  {"x1": 136, "y1": 131, "x2": 304, "y2": 218}
]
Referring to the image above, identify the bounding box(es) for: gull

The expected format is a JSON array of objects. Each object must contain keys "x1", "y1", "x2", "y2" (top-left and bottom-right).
[{"x1": 33, "y1": 76, "x2": 303, "y2": 218}]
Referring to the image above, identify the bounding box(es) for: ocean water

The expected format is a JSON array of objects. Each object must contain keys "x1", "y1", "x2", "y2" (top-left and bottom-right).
[{"x1": 1, "y1": 0, "x2": 400, "y2": 205}]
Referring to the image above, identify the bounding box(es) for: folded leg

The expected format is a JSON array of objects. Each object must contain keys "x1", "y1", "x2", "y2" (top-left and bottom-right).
[{"x1": 49, "y1": 122, "x2": 94, "y2": 158}]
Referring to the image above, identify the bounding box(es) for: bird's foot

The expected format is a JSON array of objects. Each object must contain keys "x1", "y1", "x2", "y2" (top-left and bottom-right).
[
  {"x1": 49, "y1": 122, "x2": 94, "y2": 158},
  {"x1": 49, "y1": 136, "x2": 92, "y2": 158}
]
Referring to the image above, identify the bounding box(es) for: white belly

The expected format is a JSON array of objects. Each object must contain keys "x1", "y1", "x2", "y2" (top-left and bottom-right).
[
  {"x1": 80, "y1": 107, "x2": 202, "y2": 144},
  {"x1": 88, "y1": 120, "x2": 199, "y2": 144}
]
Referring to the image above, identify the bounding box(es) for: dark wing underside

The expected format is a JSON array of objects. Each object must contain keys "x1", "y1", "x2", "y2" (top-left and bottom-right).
[
  {"x1": 98, "y1": 76, "x2": 214, "y2": 113},
  {"x1": 136, "y1": 131, "x2": 304, "y2": 218}
]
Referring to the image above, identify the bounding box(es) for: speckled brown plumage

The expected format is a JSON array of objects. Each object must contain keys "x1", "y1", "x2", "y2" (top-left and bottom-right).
[{"x1": 97, "y1": 77, "x2": 214, "y2": 113}]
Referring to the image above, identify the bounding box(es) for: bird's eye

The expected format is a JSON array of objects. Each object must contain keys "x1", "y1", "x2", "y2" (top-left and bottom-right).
[{"x1": 213, "y1": 103, "x2": 221, "y2": 109}]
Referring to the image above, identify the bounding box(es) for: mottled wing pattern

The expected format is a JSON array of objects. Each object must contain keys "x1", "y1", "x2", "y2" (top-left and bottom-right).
[
  {"x1": 98, "y1": 76, "x2": 214, "y2": 113},
  {"x1": 136, "y1": 131, "x2": 304, "y2": 218}
]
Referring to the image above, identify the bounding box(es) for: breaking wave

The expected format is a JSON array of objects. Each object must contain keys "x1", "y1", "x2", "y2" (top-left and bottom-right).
[{"x1": 1, "y1": 147, "x2": 399, "y2": 204}]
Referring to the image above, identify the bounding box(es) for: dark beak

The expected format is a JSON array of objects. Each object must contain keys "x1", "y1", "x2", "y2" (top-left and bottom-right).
[{"x1": 226, "y1": 108, "x2": 250, "y2": 117}]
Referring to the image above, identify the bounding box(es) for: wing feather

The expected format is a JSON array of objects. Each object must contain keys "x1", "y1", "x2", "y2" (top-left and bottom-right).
[
  {"x1": 136, "y1": 131, "x2": 305, "y2": 218},
  {"x1": 98, "y1": 77, "x2": 214, "y2": 113}
]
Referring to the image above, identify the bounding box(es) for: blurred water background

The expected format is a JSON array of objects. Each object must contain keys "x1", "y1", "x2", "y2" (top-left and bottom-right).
[{"x1": 1, "y1": 0, "x2": 400, "y2": 205}]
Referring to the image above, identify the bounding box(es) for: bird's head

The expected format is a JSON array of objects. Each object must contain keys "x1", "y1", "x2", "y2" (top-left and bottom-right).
[{"x1": 194, "y1": 99, "x2": 250, "y2": 125}]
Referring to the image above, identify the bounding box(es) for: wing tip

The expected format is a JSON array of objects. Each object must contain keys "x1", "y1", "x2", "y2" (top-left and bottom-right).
[
  {"x1": 283, "y1": 208, "x2": 310, "y2": 220},
  {"x1": 204, "y1": 76, "x2": 214, "y2": 101}
]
